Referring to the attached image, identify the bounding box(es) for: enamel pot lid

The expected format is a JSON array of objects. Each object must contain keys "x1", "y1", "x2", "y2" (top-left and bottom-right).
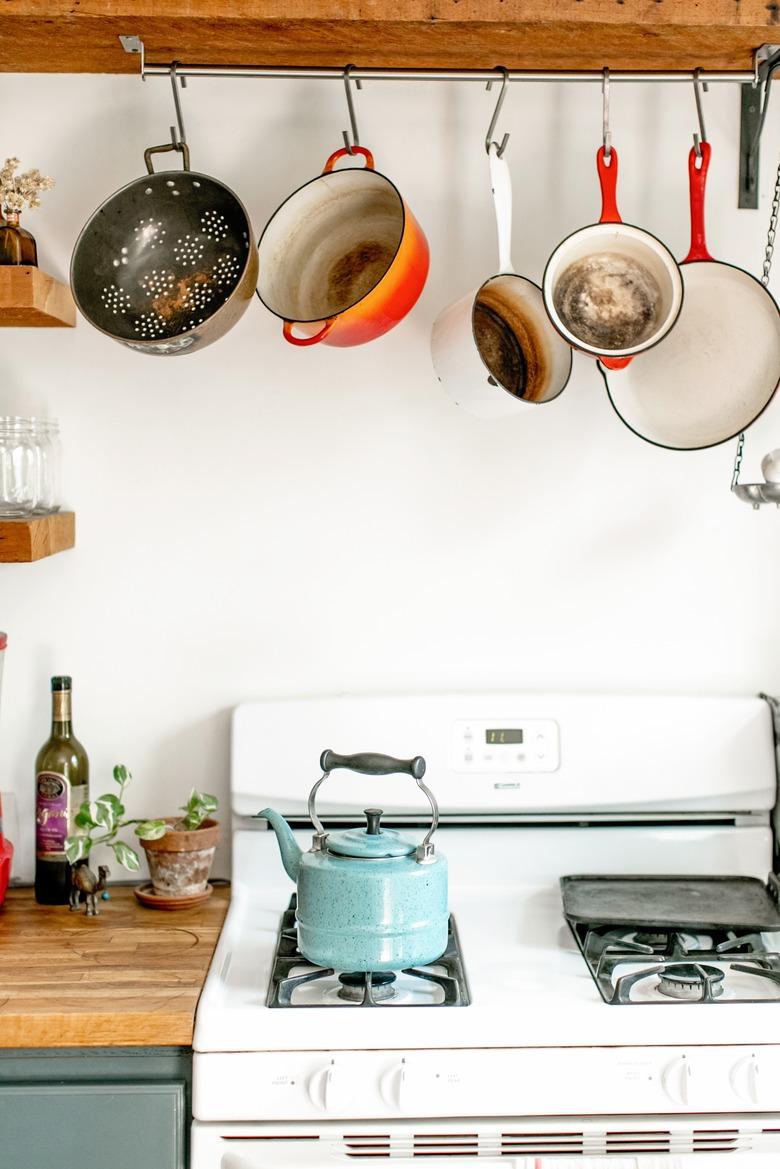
[{"x1": 325, "y1": 808, "x2": 417, "y2": 859}]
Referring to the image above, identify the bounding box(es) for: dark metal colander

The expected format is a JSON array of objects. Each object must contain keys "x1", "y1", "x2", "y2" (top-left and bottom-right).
[{"x1": 71, "y1": 142, "x2": 258, "y2": 356}]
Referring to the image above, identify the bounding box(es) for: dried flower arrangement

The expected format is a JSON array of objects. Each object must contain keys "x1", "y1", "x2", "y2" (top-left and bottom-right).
[{"x1": 0, "y1": 157, "x2": 55, "y2": 214}]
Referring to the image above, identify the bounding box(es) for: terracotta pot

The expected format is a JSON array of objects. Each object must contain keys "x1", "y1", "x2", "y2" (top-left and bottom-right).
[{"x1": 141, "y1": 818, "x2": 219, "y2": 897}]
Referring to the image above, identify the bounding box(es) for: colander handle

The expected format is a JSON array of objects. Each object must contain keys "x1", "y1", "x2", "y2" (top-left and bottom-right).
[
  {"x1": 310, "y1": 750, "x2": 438, "y2": 863},
  {"x1": 144, "y1": 140, "x2": 191, "y2": 175}
]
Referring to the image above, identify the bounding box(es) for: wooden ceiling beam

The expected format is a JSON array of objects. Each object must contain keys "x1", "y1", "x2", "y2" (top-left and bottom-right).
[{"x1": 0, "y1": 2, "x2": 776, "y2": 74}]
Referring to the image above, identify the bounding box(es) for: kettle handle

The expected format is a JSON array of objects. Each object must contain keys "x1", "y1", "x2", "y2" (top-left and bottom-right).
[
  {"x1": 310, "y1": 750, "x2": 439, "y2": 863},
  {"x1": 320, "y1": 750, "x2": 425, "y2": 778}
]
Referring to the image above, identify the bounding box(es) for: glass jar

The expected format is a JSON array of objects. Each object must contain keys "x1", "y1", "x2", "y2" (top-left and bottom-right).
[
  {"x1": 31, "y1": 418, "x2": 61, "y2": 514},
  {"x1": 0, "y1": 417, "x2": 38, "y2": 516},
  {"x1": 0, "y1": 209, "x2": 38, "y2": 266}
]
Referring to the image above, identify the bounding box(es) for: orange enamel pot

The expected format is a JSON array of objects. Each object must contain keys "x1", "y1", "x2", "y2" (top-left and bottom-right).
[{"x1": 256, "y1": 147, "x2": 429, "y2": 348}]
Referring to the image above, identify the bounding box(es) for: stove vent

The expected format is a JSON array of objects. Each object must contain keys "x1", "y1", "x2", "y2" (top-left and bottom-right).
[{"x1": 342, "y1": 1122, "x2": 757, "y2": 1158}]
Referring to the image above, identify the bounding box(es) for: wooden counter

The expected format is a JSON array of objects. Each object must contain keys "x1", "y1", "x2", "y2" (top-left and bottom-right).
[{"x1": 0, "y1": 885, "x2": 229, "y2": 1049}]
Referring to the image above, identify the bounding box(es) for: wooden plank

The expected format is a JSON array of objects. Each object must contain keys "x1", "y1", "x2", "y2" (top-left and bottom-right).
[
  {"x1": 0, "y1": 267, "x2": 76, "y2": 328},
  {"x1": 0, "y1": 886, "x2": 229, "y2": 1048},
  {"x1": 0, "y1": 1, "x2": 775, "y2": 73},
  {"x1": 0, "y1": 512, "x2": 75, "y2": 563}
]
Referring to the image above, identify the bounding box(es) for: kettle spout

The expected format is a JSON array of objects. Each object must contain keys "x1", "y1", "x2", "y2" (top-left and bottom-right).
[{"x1": 260, "y1": 807, "x2": 302, "y2": 883}]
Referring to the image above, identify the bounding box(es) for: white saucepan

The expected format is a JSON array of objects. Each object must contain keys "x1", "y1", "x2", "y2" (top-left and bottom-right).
[
  {"x1": 431, "y1": 144, "x2": 572, "y2": 419},
  {"x1": 543, "y1": 147, "x2": 684, "y2": 369}
]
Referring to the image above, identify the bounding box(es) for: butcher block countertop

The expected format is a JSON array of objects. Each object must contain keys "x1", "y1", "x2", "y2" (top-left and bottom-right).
[{"x1": 0, "y1": 885, "x2": 229, "y2": 1049}]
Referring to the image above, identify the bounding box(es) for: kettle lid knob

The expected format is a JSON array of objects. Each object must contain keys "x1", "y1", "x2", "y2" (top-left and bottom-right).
[{"x1": 364, "y1": 808, "x2": 383, "y2": 835}]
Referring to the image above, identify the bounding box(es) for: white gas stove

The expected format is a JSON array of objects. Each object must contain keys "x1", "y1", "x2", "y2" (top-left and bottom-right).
[{"x1": 192, "y1": 693, "x2": 780, "y2": 1167}]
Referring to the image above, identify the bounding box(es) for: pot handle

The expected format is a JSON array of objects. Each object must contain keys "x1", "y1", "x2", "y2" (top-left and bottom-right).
[
  {"x1": 683, "y1": 141, "x2": 714, "y2": 264},
  {"x1": 597, "y1": 145, "x2": 621, "y2": 225},
  {"x1": 322, "y1": 146, "x2": 375, "y2": 174},
  {"x1": 488, "y1": 142, "x2": 516, "y2": 275},
  {"x1": 143, "y1": 140, "x2": 191, "y2": 175},
  {"x1": 283, "y1": 318, "x2": 336, "y2": 346},
  {"x1": 310, "y1": 750, "x2": 439, "y2": 863},
  {"x1": 600, "y1": 354, "x2": 634, "y2": 371}
]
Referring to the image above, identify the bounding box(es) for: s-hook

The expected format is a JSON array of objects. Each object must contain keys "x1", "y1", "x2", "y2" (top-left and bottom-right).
[
  {"x1": 602, "y1": 67, "x2": 612, "y2": 161},
  {"x1": 692, "y1": 67, "x2": 708, "y2": 158},
  {"x1": 342, "y1": 63, "x2": 362, "y2": 154},
  {"x1": 485, "y1": 66, "x2": 510, "y2": 157},
  {"x1": 168, "y1": 62, "x2": 188, "y2": 152}
]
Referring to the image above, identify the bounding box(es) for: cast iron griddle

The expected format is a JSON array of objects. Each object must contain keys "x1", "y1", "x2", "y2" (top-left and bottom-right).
[{"x1": 561, "y1": 874, "x2": 780, "y2": 932}]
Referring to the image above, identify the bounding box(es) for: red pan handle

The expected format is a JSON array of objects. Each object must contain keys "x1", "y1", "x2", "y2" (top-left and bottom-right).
[
  {"x1": 600, "y1": 355, "x2": 633, "y2": 371},
  {"x1": 322, "y1": 146, "x2": 375, "y2": 174},
  {"x1": 683, "y1": 141, "x2": 714, "y2": 264},
  {"x1": 283, "y1": 318, "x2": 336, "y2": 346},
  {"x1": 597, "y1": 146, "x2": 621, "y2": 225}
]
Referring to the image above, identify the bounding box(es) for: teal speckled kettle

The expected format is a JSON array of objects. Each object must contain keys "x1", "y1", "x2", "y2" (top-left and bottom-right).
[{"x1": 260, "y1": 750, "x2": 448, "y2": 973}]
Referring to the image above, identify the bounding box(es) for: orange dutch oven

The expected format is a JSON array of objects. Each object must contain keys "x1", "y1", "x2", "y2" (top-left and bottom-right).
[{"x1": 256, "y1": 146, "x2": 429, "y2": 347}]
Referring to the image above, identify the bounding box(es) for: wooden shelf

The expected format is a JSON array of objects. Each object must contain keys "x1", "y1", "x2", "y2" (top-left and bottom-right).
[
  {"x1": 0, "y1": 2, "x2": 774, "y2": 74},
  {"x1": 0, "y1": 267, "x2": 75, "y2": 328},
  {"x1": 0, "y1": 512, "x2": 75, "y2": 563}
]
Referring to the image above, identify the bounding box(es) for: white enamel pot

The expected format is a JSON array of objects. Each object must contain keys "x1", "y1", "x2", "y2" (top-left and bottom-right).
[
  {"x1": 431, "y1": 145, "x2": 572, "y2": 419},
  {"x1": 543, "y1": 147, "x2": 684, "y2": 370},
  {"x1": 601, "y1": 143, "x2": 780, "y2": 449}
]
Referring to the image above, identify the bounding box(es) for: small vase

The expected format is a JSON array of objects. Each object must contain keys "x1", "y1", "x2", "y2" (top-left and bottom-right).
[{"x1": 0, "y1": 209, "x2": 38, "y2": 266}]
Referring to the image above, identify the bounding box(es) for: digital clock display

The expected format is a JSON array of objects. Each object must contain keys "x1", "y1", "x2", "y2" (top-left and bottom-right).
[{"x1": 485, "y1": 728, "x2": 524, "y2": 745}]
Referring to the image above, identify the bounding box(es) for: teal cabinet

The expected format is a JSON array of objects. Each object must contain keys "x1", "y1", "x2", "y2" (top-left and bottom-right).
[{"x1": 0, "y1": 1047, "x2": 191, "y2": 1169}]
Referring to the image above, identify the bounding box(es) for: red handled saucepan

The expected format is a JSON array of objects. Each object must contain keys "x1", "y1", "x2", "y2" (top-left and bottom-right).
[
  {"x1": 542, "y1": 147, "x2": 684, "y2": 370},
  {"x1": 601, "y1": 142, "x2": 780, "y2": 450}
]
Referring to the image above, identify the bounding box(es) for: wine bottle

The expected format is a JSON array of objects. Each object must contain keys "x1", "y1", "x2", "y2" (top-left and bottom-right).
[{"x1": 35, "y1": 676, "x2": 89, "y2": 904}]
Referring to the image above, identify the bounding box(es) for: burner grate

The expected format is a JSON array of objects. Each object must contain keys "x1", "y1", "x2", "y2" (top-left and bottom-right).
[
  {"x1": 266, "y1": 895, "x2": 470, "y2": 1008},
  {"x1": 570, "y1": 919, "x2": 780, "y2": 1004}
]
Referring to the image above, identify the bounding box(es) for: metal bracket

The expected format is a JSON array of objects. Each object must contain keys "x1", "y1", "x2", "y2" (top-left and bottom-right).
[
  {"x1": 739, "y1": 43, "x2": 780, "y2": 209},
  {"x1": 119, "y1": 34, "x2": 146, "y2": 79}
]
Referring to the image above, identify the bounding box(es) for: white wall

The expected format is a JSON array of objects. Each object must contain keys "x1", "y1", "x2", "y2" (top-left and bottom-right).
[{"x1": 0, "y1": 72, "x2": 778, "y2": 884}]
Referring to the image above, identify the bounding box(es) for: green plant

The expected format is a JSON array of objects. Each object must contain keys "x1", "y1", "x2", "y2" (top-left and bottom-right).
[
  {"x1": 173, "y1": 788, "x2": 219, "y2": 831},
  {"x1": 64, "y1": 765, "x2": 218, "y2": 874}
]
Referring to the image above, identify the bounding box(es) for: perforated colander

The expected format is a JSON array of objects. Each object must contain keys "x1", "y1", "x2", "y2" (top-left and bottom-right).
[{"x1": 71, "y1": 141, "x2": 258, "y2": 356}]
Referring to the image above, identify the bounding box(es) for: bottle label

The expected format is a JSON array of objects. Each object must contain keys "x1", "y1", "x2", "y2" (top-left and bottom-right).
[{"x1": 36, "y1": 771, "x2": 76, "y2": 859}]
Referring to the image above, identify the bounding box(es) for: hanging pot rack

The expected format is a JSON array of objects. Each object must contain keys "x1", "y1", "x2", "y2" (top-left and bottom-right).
[
  {"x1": 123, "y1": 36, "x2": 780, "y2": 507},
  {"x1": 121, "y1": 36, "x2": 778, "y2": 209}
]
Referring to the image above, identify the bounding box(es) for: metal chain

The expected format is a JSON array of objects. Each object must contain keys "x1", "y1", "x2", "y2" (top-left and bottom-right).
[
  {"x1": 761, "y1": 153, "x2": 780, "y2": 287},
  {"x1": 731, "y1": 431, "x2": 746, "y2": 489},
  {"x1": 732, "y1": 152, "x2": 779, "y2": 489}
]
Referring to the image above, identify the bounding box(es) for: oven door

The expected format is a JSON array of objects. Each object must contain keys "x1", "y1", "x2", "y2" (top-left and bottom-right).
[{"x1": 191, "y1": 1118, "x2": 780, "y2": 1167}]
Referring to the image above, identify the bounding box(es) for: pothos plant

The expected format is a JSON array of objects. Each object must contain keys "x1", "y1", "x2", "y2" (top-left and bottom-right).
[{"x1": 65, "y1": 764, "x2": 218, "y2": 873}]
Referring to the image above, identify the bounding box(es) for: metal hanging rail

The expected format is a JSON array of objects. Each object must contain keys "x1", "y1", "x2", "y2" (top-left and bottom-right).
[
  {"x1": 142, "y1": 64, "x2": 755, "y2": 84},
  {"x1": 119, "y1": 36, "x2": 779, "y2": 206}
]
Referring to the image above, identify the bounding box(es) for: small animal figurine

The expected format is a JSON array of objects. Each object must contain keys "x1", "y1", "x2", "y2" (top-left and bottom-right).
[{"x1": 69, "y1": 863, "x2": 110, "y2": 916}]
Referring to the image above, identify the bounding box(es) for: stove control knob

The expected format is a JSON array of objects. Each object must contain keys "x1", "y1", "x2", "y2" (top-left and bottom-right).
[
  {"x1": 731, "y1": 1054, "x2": 766, "y2": 1106},
  {"x1": 662, "y1": 1055, "x2": 692, "y2": 1105},
  {"x1": 308, "y1": 1061, "x2": 355, "y2": 1112},
  {"x1": 380, "y1": 1060, "x2": 411, "y2": 1111}
]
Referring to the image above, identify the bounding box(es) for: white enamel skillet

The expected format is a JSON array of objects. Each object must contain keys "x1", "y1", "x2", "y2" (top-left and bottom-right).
[{"x1": 601, "y1": 142, "x2": 780, "y2": 450}]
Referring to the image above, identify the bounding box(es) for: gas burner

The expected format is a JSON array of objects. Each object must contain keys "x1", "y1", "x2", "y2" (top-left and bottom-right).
[
  {"x1": 266, "y1": 896, "x2": 470, "y2": 1008},
  {"x1": 338, "y1": 972, "x2": 397, "y2": 1003},
  {"x1": 657, "y1": 963, "x2": 725, "y2": 1000}
]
